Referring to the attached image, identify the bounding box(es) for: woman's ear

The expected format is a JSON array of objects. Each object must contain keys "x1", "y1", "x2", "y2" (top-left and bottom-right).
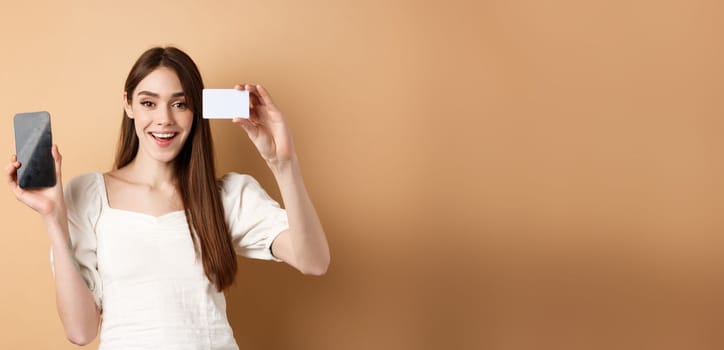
[{"x1": 123, "y1": 92, "x2": 133, "y2": 119}]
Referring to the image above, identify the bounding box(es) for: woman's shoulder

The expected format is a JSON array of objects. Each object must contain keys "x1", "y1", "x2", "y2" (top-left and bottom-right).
[
  {"x1": 64, "y1": 172, "x2": 104, "y2": 212},
  {"x1": 218, "y1": 172, "x2": 263, "y2": 196},
  {"x1": 65, "y1": 172, "x2": 102, "y2": 193}
]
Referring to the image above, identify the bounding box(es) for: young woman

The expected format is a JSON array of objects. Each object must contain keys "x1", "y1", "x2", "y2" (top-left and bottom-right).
[{"x1": 6, "y1": 46, "x2": 330, "y2": 349}]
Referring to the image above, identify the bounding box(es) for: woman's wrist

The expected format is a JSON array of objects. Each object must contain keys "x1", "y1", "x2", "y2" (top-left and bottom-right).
[
  {"x1": 42, "y1": 205, "x2": 68, "y2": 228},
  {"x1": 267, "y1": 155, "x2": 300, "y2": 177}
]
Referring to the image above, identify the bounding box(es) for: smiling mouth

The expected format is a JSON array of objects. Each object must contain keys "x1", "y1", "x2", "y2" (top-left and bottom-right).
[{"x1": 149, "y1": 132, "x2": 178, "y2": 141}]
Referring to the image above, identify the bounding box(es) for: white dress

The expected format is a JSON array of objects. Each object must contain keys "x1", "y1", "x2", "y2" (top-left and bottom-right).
[{"x1": 53, "y1": 172, "x2": 289, "y2": 350}]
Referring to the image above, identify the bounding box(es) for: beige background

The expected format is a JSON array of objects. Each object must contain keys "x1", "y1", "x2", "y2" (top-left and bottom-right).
[{"x1": 1, "y1": 0, "x2": 723, "y2": 349}]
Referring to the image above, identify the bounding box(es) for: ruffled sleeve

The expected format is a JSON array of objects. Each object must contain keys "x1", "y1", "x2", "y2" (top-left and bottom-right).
[
  {"x1": 220, "y1": 173, "x2": 289, "y2": 261},
  {"x1": 50, "y1": 172, "x2": 103, "y2": 310}
]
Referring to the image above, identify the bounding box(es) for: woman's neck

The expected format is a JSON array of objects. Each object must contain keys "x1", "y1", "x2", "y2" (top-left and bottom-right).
[{"x1": 120, "y1": 155, "x2": 178, "y2": 189}]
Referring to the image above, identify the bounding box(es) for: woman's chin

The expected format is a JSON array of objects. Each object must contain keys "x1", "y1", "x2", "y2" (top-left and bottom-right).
[
  {"x1": 138, "y1": 148, "x2": 181, "y2": 164},
  {"x1": 155, "y1": 152, "x2": 181, "y2": 164}
]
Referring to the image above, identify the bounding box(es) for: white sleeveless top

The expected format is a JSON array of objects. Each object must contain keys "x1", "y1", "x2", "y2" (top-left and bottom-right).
[{"x1": 53, "y1": 172, "x2": 289, "y2": 350}]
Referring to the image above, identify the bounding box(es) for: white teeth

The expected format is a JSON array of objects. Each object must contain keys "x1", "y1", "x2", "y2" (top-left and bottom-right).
[{"x1": 151, "y1": 132, "x2": 175, "y2": 139}]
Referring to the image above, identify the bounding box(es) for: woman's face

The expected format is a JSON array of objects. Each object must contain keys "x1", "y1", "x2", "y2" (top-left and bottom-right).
[{"x1": 124, "y1": 67, "x2": 194, "y2": 164}]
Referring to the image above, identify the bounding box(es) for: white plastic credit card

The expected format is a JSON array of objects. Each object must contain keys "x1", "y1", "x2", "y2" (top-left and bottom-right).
[{"x1": 202, "y1": 89, "x2": 250, "y2": 119}]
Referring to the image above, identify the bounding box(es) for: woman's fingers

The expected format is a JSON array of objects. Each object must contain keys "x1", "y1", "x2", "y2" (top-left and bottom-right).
[
  {"x1": 6, "y1": 157, "x2": 24, "y2": 199},
  {"x1": 243, "y1": 84, "x2": 262, "y2": 110},
  {"x1": 255, "y1": 84, "x2": 275, "y2": 106},
  {"x1": 6, "y1": 155, "x2": 19, "y2": 185},
  {"x1": 11, "y1": 154, "x2": 20, "y2": 168},
  {"x1": 6, "y1": 163, "x2": 15, "y2": 186},
  {"x1": 239, "y1": 84, "x2": 269, "y2": 107},
  {"x1": 250, "y1": 92, "x2": 262, "y2": 110},
  {"x1": 234, "y1": 83, "x2": 280, "y2": 126},
  {"x1": 52, "y1": 144, "x2": 62, "y2": 183},
  {"x1": 235, "y1": 83, "x2": 262, "y2": 115},
  {"x1": 233, "y1": 83, "x2": 274, "y2": 104}
]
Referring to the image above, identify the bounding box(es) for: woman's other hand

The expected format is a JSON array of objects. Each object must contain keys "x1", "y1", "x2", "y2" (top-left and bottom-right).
[{"x1": 232, "y1": 84, "x2": 296, "y2": 168}]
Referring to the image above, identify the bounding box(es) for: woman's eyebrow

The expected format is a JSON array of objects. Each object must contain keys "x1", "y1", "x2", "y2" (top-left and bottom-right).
[
  {"x1": 137, "y1": 90, "x2": 159, "y2": 97},
  {"x1": 136, "y1": 91, "x2": 185, "y2": 98}
]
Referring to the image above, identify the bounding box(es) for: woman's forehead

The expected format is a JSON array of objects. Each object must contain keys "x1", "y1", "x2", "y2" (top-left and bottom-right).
[{"x1": 135, "y1": 67, "x2": 184, "y2": 97}]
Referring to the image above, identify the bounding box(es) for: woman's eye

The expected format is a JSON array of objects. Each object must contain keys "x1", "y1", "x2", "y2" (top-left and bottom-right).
[
  {"x1": 140, "y1": 101, "x2": 154, "y2": 107},
  {"x1": 173, "y1": 102, "x2": 188, "y2": 109}
]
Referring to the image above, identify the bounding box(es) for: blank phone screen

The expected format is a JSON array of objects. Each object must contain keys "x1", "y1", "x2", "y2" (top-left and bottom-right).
[{"x1": 13, "y1": 111, "x2": 56, "y2": 189}]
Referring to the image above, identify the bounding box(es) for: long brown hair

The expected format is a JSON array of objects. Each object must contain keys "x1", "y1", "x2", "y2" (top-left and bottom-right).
[{"x1": 114, "y1": 46, "x2": 237, "y2": 291}]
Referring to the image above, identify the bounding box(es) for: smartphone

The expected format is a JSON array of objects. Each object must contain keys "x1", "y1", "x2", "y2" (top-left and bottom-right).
[
  {"x1": 13, "y1": 111, "x2": 56, "y2": 189},
  {"x1": 202, "y1": 89, "x2": 250, "y2": 119}
]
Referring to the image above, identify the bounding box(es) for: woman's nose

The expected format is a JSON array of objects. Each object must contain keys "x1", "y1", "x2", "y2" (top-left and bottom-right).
[{"x1": 155, "y1": 106, "x2": 175, "y2": 125}]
